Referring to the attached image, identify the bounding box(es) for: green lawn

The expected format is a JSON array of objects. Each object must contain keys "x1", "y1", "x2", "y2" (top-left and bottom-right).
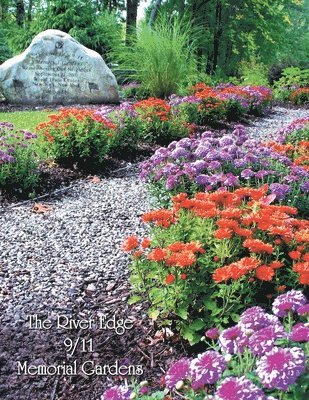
[{"x1": 0, "y1": 110, "x2": 55, "y2": 132}]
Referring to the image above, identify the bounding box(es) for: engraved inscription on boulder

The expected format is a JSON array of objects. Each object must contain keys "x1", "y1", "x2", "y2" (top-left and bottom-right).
[{"x1": 0, "y1": 29, "x2": 119, "y2": 105}]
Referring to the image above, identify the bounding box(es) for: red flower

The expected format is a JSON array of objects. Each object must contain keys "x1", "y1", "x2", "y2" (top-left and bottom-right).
[
  {"x1": 122, "y1": 236, "x2": 139, "y2": 252},
  {"x1": 289, "y1": 251, "x2": 302, "y2": 260},
  {"x1": 165, "y1": 274, "x2": 175, "y2": 284},
  {"x1": 180, "y1": 274, "x2": 187, "y2": 280},
  {"x1": 255, "y1": 265, "x2": 275, "y2": 281}
]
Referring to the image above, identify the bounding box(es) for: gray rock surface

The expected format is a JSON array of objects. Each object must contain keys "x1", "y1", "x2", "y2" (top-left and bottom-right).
[{"x1": 0, "y1": 29, "x2": 119, "y2": 105}]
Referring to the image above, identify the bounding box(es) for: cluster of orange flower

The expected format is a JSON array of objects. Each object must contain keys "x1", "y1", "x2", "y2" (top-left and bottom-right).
[
  {"x1": 134, "y1": 98, "x2": 171, "y2": 122},
  {"x1": 264, "y1": 140, "x2": 309, "y2": 171},
  {"x1": 122, "y1": 186, "x2": 309, "y2": 286},
  {"x1": 36, "y1": 108, "x2": 116, "y2": 142}
]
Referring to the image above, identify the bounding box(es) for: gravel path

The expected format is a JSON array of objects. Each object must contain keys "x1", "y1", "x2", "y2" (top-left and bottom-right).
[
  {"x1": 245, "y1": 106, "x2": 308, "y2": 141},
  {"x1": 0, "y1": 165, "x2": 149, "y2": 324}
]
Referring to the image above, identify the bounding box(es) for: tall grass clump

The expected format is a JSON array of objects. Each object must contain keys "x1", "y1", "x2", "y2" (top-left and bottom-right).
[{"x1": 116, "y1": 17, "x2": 197, "y2": 98}]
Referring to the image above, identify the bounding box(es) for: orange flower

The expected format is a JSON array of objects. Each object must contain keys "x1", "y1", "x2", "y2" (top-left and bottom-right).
[
  {"x1": 243, "y1": 238, "x2": 274, "y2": 254},
  {"x1": 132, "y1": 250, "x2": 143, "y2": 259},
  {"x1": 299, "y1": 273, "x2": 309, "y2": 285},
  {"x1": 142, "y1": 209, "x2": 176, "y2": 228},
  {"x1": 165, "y1": 274, "x2": 175, "y2": 284},
  {"x1": 214, "y1": 228, "x2": 233, "y2": 239},
  {"x1": 122, "y1": 235, "x2": 139, "y2": 252},
  {"x1": 289, "y1": 251, "x2": 302, "y2": 260},
  {"x1": 303, "y1": 253, "x2": 309, "y2": 262},
  {"x1": 276, "y1": 285, "x2": 286, "y2": 292},
  {"x1": 141, "y1": 238, "x2": 151, "y2": 248},
  {"x1": 269, "y1": 260, "x2": 283, "y2": 269},
  {"x1": 147, "y1": 248, "x2": 167, "y2": 262},
  {"x1": 255, "y1": 265, "x2": 275, "y2": 281}
]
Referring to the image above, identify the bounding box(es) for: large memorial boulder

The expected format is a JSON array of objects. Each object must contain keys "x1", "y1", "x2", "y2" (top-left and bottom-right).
[{"x1": 0, "y1": 30, "x2": 119, "y2": 105}]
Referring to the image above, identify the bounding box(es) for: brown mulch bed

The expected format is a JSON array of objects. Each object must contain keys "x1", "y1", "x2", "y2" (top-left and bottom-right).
[{"x1": 0, "y1": 279, "x2": 188, "y2": 400}]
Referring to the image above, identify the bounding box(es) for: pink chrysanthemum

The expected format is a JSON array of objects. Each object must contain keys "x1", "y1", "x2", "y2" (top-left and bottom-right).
[
  {"x1": 101, "y1": 386, "x2": 131, "y2": 400},
  {"x1": 190, "y1": 350, "x2": 226, "y2": 389},
  {"x1": 219, "y1": 326, "x2": 248, "y2": 354},
  {"x1": 297, "y1": 303, "x2": 309, "y2": 316},
  {"x1": 272, "y1": 290, "x2": 307, "y2": 318},
  {"x1": 216, "y1": 376, "x2": 266, "y2": 400},
  {"x1": 248, "y1": 324, "x2": 286, "y2": 356},
  {"x1": 239, "y1": 306, "x2": 280, "y2": 332},
  {"x1": 165, "y1": 358, "x2": 191, "y2": 388},
  {"x1": 256, "y1": 347, "x2": 306, "y2": 391},
  {"x1": 290, "y1": 323, "x2": 309, "y2": 342}
]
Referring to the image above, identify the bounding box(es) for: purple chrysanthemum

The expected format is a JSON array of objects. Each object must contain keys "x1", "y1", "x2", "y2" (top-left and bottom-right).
[
  {"x1": 165, "y1": 358, "x2": 191, "y2": 388},
  {"x1": 272, "y1": 290, "x2": 307, "y2": 317},
  {"x1": 205, "y1": 327, "x2": 220, "y2": 340},
  {"x1": 216, "y1": 376, "x2": 266, "y2": 400},
  {"x1": 248, "y1": 324, "x2": 286, "y2": 356},
  {"x1": 297, "y1": 304, "x2": 309, "y2": 316},
  {"x1": 256, "y1": 347, "x2": 306, "y2": 391},
  {"x1": 219, "y1": 326, "x2": 248, "y2": 354},
  {"x1": 269, "y1": 183, "x2": 291, "y2": 201},
  {"x1": 239, "y1": 306, "x2": 280, "y2": 332},
  {"x1": 101, "y1": 385, "x2": 131, "y2": 400},
  {"x1": 190, "y1": 351, "x2": 226, "y2": 389},
  {"x1": 290, "y1": 323, "x2": 309, "y2": 342}
]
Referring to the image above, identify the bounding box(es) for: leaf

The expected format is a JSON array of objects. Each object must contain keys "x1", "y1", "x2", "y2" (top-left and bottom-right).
[
  {"x1": 31, "y1": 203, "x2": 52, "y2": 214},
  {"x1": 175, "y1": 306, "x2": 188, "y2": 320},
  {"x1": 127, "y1": 295, "x2": 142, "y2": 305},
  {"x1": 148, "y1": 309, "x2": 160, "y2": 321},
  {"x1": 203, "y1": 298, "x2": 217, "y2": 311},
  {"x1": 190, "y1": 319, "x2": 205, "y2": 331}
]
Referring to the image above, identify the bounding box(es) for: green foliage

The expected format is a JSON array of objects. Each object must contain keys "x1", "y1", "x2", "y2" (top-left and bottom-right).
[
  {"x1": 290, "y1": 87, "x2": 309, "y2": 105},
  {"x1": 114, "y1": 17, "x2": 197, "y2": 98},
  {"x1": 0, "y1": 123, "x2": 40, "y2": 195},
  {"x1": 239, "y1": 59, "x2": 268, "y2": 86},
  {"x1": 273, "y1": 67, "x2": 309, "y2": 101},
  {"x1": 0, "y1": 26, "x2": 12, "y2": 63}
]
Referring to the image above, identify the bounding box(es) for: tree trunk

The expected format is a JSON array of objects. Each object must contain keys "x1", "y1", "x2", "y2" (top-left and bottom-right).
[
  {"x1": 126, "y1": 0, "x2": 139, "y2": 44},
  {"x1": 148, "y1": 0, "x2": 161, "y2": 27},
  {"x1": 212, "y1": 0, "x2": 223, "y2": 73},
  {"x1": 16, "y1": 0, "x2": 25, "y2": 27},
  {"x1": 27, "y1": 0, "x2": 33, "y2": 22}
]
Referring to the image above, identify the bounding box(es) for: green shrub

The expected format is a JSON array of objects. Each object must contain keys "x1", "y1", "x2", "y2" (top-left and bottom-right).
[
  {"x1": 0, "y1": 27, "x2": 12, "y2": 63},
  {"x1": 239, "y1": 58, "x2": 268, "y2": 86},
  {"x1": 114, "y1": 17, "x2": 197, "y2": 98},
  {"x1": 0, "y1": 122, "x2": 40, "y2": 195},
  {"x1": 273, "y1": 67, "x2": 309, "y2": 101},
  {"x1": 36, "y1": 109, "x2": 116, "y2": 167}
]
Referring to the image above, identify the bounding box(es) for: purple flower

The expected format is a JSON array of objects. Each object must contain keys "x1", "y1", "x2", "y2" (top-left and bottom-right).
[
  {"x1": 297, "y1": 304, "x2": 309, "y2": 316},
  {"x1": 216, "y1": 376, "x2": 267, "y2": 400},
  {"x1": 101, "y1": 385, "x2": 131, "y2": 400},
  {"x1": 205, "y1": 327, "x2": 220, "y2": 339},
  {"x1": 166, "y1": 175, "x2": 178, "y2": 190},
  {"x1": 241, "y1": 168, "x2": 255, "y2": 179},
  {"x1": 300, "y1": 181, "x2": 309, "y2": 193},
  {"x1": 190, "y1": 351, "x2": 226, "y2": 389},
  {"x1": 269, "y1": 183, "x2": 291, "y2": 201},
  {"x1": 256, "y1": 347, "x2": 306, "y2": 391},
  {"x1": 239, "y1": 307, "x2": 280, "y2": 332},
  {"x1": 290, "y1": 323, "x2": 309, "y2": 342},
  {"x1": 196, "y1": 174, "x2": 210, "y2": 186},
  {"x1": 171, "y1": 147, "x2": 190, "y2": 159},
  {"x1": 219, "y1": 326, "x2": 248, "y2": 354},
  {"x1": 248, "y1": 324, "x2": 286, "y2": 356},
  {"x1": 272, "y1": 290, "x2": 307, "y2": 317},
  {"x1": 165, "y1": 358, "x2": 191, "y2": 389}
]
